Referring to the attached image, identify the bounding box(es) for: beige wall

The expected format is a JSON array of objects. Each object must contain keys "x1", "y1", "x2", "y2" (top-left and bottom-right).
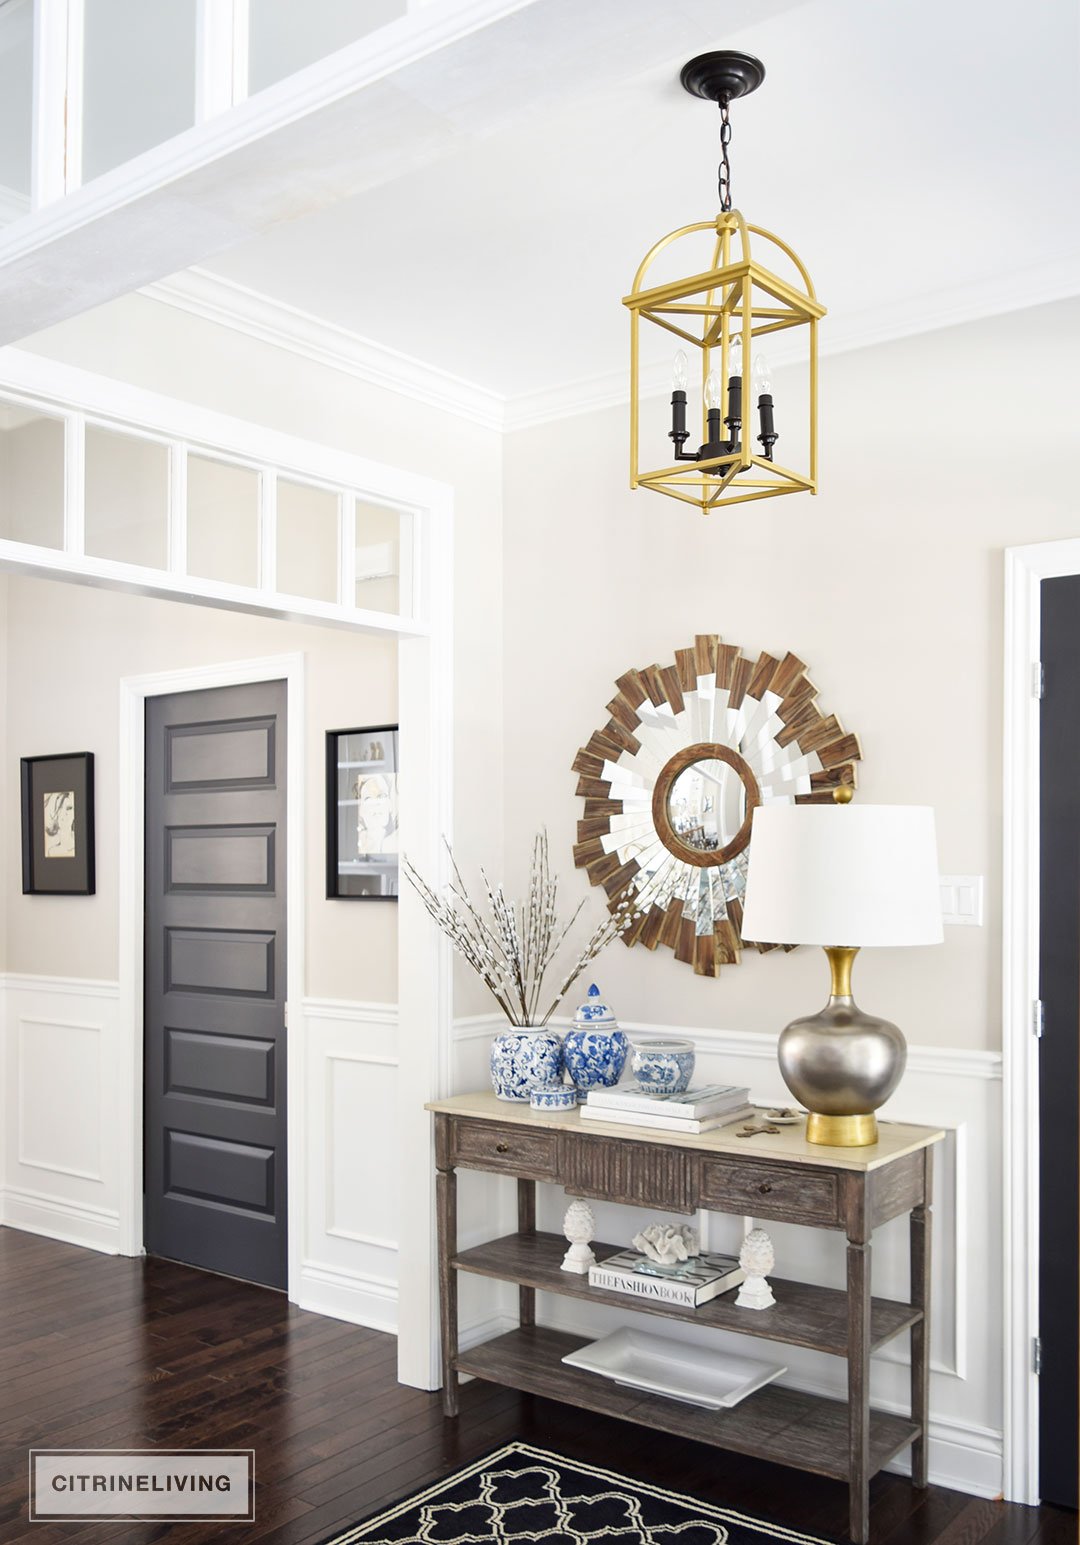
[
  {"x1": 502, "y1": 298, "x2": 1080, "y2": 1053},
  {"x1": 5, "y1": 290, "x2": 504, "y2": 1009},
  {"x1": 2, "y1": 576, "x2": 399, "y2": 998}
]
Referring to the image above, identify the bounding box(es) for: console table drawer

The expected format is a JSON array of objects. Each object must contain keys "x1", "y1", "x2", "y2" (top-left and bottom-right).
[
  {"x1": 561, "y1": 1133, "x2": 694, "y2": 1213},
  {"x1": 700, "y1": 1158, "x2": 839, "y2": 1225},
  {"x1": 451, "y1": 1121, "x2": 557, "y2": 1179}
]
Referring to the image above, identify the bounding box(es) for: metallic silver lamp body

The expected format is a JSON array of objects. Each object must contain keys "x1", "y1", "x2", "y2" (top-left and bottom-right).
[{"x1": 778, "y1": 947, "x2": 906, "y2": 1146}]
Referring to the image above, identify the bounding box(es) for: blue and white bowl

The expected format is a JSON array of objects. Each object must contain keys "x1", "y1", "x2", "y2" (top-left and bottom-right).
[
  {"x1": 563, "y1": 984, "x2": 629, "y2": 1097},
  {"x1": 530, "y1": 1085, "x2": 578, "y2": 1111},
  {"x1": 490, "y1": 1027, "x2": 564, "y2": 1102},
  {"x1": 630, "y1": 1037, "x2": 696, "y2": 1095}
]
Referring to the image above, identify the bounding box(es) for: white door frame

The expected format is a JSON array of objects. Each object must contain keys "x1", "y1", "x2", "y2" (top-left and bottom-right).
[
  {"x1": 1002, "y1": 536, "x2": 1080, "y2": 1504},
  {"x1": 117, "y1": 652, "x2": 306, "y2": 1289}
]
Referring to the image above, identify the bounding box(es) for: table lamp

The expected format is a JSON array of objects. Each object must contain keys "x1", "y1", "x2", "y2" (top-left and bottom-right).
[{"x1": 740, "y1": 799, "x2": 943, "y2": 1147}]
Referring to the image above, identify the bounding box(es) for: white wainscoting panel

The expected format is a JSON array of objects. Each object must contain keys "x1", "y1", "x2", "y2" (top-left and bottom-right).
[
  {"x1": 0, "y1": 975, "x2": 122, "y2": 1251},
  {"x1": 298, "y1": 998, "x2": 402, "y2": 1331},
  {"x1": 453, "y1": 1013, "x2": 1004, "y2": 1500}
]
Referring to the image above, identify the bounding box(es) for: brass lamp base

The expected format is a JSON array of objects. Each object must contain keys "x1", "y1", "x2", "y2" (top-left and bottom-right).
[{"x1": 805, "y1": 1112, "x2": 879, "y2": 1147}]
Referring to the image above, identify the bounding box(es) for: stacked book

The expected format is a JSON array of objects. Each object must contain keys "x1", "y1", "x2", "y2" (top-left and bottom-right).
[
  {"x1": 581, "y1": 1083, "x2": 754, "y2": 1135},
  {"x1": 589, "y1": 1248, "x2": 744, "y2": 1307}
]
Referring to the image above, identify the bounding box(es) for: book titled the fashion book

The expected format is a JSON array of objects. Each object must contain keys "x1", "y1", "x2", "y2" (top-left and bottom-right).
[{"x1": 589, "y1": 1248, "x2": 745, "y2": 1308}]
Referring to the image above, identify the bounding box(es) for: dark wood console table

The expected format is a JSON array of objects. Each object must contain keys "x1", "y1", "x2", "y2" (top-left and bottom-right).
[{"x1": 427, "y1": 1091, "x2": 943, "y2": 1544}]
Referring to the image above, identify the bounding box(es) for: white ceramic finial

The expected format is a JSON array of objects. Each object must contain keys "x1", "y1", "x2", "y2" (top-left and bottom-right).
[
  {"x1": 561, "y1": 1197, "x2": 596, "y2": 1274},
  {"x1": 735, "y1": 1227, "x2": 776, "y2": 1310}
]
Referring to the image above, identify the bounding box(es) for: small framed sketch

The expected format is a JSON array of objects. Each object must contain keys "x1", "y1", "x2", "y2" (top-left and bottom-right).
[
  {"x1": 21, "y1": 752, "x2": 96, "y2": 896},
  {"x1": 326, "y1": 727, "x2": 399, "y2": 899}
]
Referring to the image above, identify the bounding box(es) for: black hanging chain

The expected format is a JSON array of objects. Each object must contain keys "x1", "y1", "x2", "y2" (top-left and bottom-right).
[{"x1": 718, "y1": 98, "x2": 733, "y2": 212}]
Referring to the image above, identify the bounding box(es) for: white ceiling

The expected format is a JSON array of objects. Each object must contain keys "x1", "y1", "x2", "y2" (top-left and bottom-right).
[{"x1": 191, "y1": 0, "x2": 1079, "y2": 401}]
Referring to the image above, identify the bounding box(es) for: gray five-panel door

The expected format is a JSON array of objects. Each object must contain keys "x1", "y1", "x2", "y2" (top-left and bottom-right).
[{"x1": 144, "y1": 679, "x2": 288, "y2": 1289}]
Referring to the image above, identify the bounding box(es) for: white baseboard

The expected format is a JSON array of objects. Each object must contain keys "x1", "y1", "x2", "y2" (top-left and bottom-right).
[
  {"x1": 297, "y1": 1259, "x2": 399, "y2": 1334},
  {"x1": 1, "y1": 1187, "x2": 121, "y2": 1254}
]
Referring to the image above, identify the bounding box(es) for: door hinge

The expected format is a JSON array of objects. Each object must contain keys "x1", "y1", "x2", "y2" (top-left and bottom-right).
[
  {"x1": 1034, "y1": 662, "x2": 1045, "y2": 699},
  {"x1": 1033, "y1": 1336, "x2": 1042, "y2": 1375},
  {"x1": 1033, "y1": 1000, "x2": 1045, "y2": 1039}
]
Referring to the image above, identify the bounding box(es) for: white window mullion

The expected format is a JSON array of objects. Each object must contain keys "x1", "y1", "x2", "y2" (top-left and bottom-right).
[
  {"x1": 63, "y1": 411, "x2": 85, "y2": 556},
  {"x1": 195, "y1": 0, "x2": 249, "y2": 123},
  {"x1": 31, "y1": 0, "x2": 83, "y2": 206},
  {"x1": 258, "y1": 468, "x2": 277, "y2": 592},
  {"x1": 399, "y1": 508, "x2": 417, "y2": 620},
  {"x1": 167, "y1": 443, "x2": 188, "y2": 574},
  {"x1": 338, "y1": 492, "x2": 356, "y2": 609}
]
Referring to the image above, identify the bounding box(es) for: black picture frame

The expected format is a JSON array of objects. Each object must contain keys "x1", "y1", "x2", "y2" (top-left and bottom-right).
[
  {"x1": 21, "y1": 752, "x2": 96, "y2": 896},
  {"x1": 326, "y1": 726, "x2": 399, "y2": 900}
]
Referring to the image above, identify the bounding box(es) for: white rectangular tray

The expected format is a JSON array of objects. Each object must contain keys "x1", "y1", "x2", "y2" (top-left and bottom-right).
[{"x1": 561, "y1": 1326, "x2": 786, "y2": 1410}]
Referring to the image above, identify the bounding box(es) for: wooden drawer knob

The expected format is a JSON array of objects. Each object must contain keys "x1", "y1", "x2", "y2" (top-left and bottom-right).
[
  {"x1": 495, "y1": 1142, "x2": 509, "y2": 1154},
  {"x1": 758, "y1": 1182, "x2": 773, "y2": 1194}
]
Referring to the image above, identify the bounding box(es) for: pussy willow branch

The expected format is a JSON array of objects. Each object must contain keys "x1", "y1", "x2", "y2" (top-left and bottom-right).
[{"x1": 403, "y1": 831, "x2": 648, "y2": 1028}]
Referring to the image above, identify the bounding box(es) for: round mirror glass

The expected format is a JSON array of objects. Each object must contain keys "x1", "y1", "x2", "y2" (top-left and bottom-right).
[{"x1": 666, "y1": 756, "x2": 747, "y2": 854}]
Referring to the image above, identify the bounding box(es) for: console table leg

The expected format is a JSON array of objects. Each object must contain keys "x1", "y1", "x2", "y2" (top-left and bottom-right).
[
  {"x1": 910, "y1": 1153, "x2": 932, "y2": 1487},
  {"x1": 518, "y1": 1178, "x2": 536, "y2": 1328},
  {"x1": 436, "y1": 1167, "x2": 459, "y2": 1417},
  {"x1": 847, "y1": 1240, "x2": 872, "y2": 1545}
]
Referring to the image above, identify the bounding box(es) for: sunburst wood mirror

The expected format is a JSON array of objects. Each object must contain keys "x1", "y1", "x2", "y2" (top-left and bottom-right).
[{"x1": 572, "y1": 635, "x2": 862, "y2": 976}]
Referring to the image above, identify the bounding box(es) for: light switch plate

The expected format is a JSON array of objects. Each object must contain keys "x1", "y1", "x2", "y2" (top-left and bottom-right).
[{"x1": 939, "y1": 876, "x2": 984, "y2": 926}]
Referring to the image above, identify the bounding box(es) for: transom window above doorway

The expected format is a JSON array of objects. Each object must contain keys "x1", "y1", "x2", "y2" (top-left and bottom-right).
[{"x1": 0, "y1": 361, "x2": 426, "y2": 633}]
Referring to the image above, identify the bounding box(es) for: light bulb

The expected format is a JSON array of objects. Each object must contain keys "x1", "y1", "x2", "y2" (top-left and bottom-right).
[
  {"x1": 728, "y1": 335, "x2": 743, "y2": 380},
  {"x1": 672, "y1": 350, "x2": 688, "y2": 391},
  {"x1": 704, "y1": 370, "x2": 723, "y2": 411},
  {"x1": 753, "y1": 354, "x2": 772, "y2": 395}
]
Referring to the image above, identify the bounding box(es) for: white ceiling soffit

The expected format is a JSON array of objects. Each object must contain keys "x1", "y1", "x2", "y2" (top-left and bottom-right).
[
  {"x1": 173, "y1": 0, "x2": 1080, "y2": 410},
  {"x1": 0, "y1": 0, "x2": 811, "y2": 346}
]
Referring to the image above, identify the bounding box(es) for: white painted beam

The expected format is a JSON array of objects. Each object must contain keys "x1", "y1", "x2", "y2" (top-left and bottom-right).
[{"x1": 0, "y1": 0, "x2": 803, "y2": 346}]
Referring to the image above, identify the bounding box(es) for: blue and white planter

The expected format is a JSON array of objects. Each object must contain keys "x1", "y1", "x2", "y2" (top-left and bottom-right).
[
  {"x1": 630, "y1": 1037, "x2": 696, "y2": 1095},
  {"x1": 563, "y1": 984, "x2": 628, "y2": 1097},
  {"x1": 490, "y1": 1027, "x2": 564, "y2": 1102}
]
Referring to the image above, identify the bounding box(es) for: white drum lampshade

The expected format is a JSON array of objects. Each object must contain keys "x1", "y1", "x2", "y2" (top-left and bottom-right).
[
  {"x1": 741, "y1": 805, "x2": 943, "y2": 948},
  {"x1": 741, "y1": 804, "x2": 943, "y2": 1147}
]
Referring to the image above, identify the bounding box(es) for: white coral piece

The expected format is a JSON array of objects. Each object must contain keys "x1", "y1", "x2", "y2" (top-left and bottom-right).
[{"x1": 632, "y1": 1223, "x2": 690, "y2": 1266}]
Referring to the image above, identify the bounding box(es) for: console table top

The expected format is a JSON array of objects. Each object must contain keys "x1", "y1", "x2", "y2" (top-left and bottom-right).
[{"x1": 426, "y1": 1091, "x2": 944, "y2": 1172}]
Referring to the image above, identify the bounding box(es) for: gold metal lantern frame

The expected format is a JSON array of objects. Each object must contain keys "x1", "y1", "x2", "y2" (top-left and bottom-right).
[{"x1": 625, "y1": 207, "x2": 825, "y2": 514}]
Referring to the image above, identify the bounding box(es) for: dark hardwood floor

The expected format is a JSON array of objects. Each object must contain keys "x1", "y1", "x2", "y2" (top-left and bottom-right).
[{"x1": 0, "y1": 1228, "x2": 1071, "y2": 1545}]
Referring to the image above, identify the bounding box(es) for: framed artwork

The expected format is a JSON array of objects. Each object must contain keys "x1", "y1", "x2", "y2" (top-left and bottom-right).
[
  {"x1": 21, "y1": 752, "x2": 96, "y2": 896},
  {"x1": 326, "y1": 726, "x2": 399, "y2": 899}
]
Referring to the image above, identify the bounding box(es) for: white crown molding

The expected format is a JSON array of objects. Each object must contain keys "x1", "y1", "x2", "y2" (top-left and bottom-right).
[
  {"x1": 505, "y1": 250, "x2": 1080, "y2": 431},
  {"x1": 142, "y1": 268, "x2": 506, "y2": 432},
  {"x1": 143, "y1": 249, "x2": 1080, "y2": 437}
]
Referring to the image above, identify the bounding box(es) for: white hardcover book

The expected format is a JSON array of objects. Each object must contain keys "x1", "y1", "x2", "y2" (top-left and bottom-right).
[
  {"x1": 580, "y1": 1102, "x2": 756, "y2": 1134},
  {"x1": 585, "y1": 1083, "x2": 751, "y2": 1120},
  {"x1": 589, "y1": 1249, "x2": 744, "y2": 1308}
]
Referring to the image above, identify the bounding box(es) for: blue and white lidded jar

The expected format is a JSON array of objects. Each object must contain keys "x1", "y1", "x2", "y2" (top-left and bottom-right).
[
  {"x1": 489, "y1": 1026, "x2": 564, "y2": 1102},
  {"x1": 562, "y1": 984, "x2": 629, "y2": 1097}
]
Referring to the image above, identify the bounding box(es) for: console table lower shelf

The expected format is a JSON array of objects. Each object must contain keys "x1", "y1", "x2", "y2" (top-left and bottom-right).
[{"x1": 456, "y1": 1322, "x2": 920, "y2": 1485}]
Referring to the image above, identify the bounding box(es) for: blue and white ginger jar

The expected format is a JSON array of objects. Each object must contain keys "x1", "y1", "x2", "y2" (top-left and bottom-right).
[
  {"x1": 490, "y1": 1026, "x2": 564, "y2": 1102},
  {"x1": 562, "y1": 984, "x2": 629, "y2": 1096}
]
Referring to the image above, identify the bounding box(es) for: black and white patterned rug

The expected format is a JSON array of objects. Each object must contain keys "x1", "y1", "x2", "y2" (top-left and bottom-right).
[{"x1": 323, "y1": 1442, "x2": 832, "y2": 1544}]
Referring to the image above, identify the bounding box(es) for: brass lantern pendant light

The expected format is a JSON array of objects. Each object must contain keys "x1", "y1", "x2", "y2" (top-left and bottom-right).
[{"x1": 625, "y1": 52, "x2": 825, "y2": 513}]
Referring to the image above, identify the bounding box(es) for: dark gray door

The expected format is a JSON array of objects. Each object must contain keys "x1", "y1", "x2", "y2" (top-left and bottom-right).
[
  {"x1": 1039, "y1": 576, "x2": 1079, "y2": 1510},
  {"x1": 144, "y1": 679, "x2": 288, "y2": 1290}
]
